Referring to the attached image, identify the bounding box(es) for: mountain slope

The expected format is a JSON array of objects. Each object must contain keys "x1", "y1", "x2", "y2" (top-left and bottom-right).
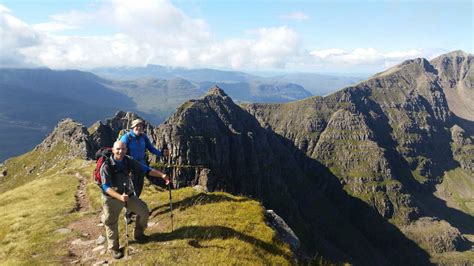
[
  {"x1": 241, "y1": 53, "x2": 474, "y2": 263},
  {"x1": 0, "y1": 68, "x2": 135, "y2": 108},
  {"x1": 264, "y1": 72, "x2": 363, "y2": 96},
  {"x1": 92, "y1": 64, "x2": 257, "y2": 82},
  {"x1": 0, "y1": 119, "x2": 294, "y2": 265},
  {"x1": 150, "y1": 86, "x2": 434, "y2": 265},
  {"x1": 431, "y1": 50, "x2": 474, "y2": 131}
]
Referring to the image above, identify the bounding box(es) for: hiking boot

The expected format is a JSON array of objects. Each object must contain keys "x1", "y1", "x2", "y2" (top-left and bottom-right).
[
  {"x1": 125, "y1": 212, "x2": 135, "y2": 224},
  {"x1": 134, "y1": 234, "x2": 149, "y2": 243},
  {"x1": 111, "y1": 248, "x2": 124, "y2": 259}
]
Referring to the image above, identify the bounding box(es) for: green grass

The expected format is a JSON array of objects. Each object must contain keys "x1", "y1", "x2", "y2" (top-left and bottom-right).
[
  {"x1": 0, "y1": 142, "x2": 70, "y2": 194},
  {"x1": 0, "y1": 152, "x2": 293, "y2": 265},
  {"x1": 438, "y1": 168, "x2": 474, "y2": 215},
  {"x1": 0, "y1": 159, "x2": 85, "y2": 264},
  {"x1": 131, "y1": 185, "x2": 293, "y2": 264}
]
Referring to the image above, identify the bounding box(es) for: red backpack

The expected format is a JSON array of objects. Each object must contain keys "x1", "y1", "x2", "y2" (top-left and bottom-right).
[{"x1": 93, "y1": 147, "x2": 113, "y2": 186}]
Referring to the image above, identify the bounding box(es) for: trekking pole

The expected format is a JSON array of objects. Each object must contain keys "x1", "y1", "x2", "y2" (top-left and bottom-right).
[
  {"x1": 123, "y1": 182, "x2": 129, "y2": 257},
  {"x1": 167, "y1": 143, "x2": 174, "y2": 232}
]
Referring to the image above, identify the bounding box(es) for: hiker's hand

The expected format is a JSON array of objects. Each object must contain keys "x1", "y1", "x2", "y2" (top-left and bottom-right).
[
  {"x1": 121, "y1": 193, "x2": 129, "y2": 202},
  {"x1": 163, "y1": 174, "x2": 170, "y2": 184},
  {"x1": 163, "y1": 148, "x2": 170, "y2": 158}
]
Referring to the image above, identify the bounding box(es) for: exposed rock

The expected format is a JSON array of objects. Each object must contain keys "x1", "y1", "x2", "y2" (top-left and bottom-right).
[
  {"x1": 55, "y1": 228, "x2": 72, "y2": 234},
  {"x1": 450, "y1": 125, "x2": 474, "y2": 172},
  {"x1": 71, "y1": 238, "x2": 95, "y2": 246},
  {"x1": 92, "y1": 260, "x2": 108, "y2": 265},
  {"x1": 88, "y1": 121, "x2": 114, "y2": 151},
  {"x1": 35, "y1": 118, "x2": 94, "y2": 159},
  {"x1": 54, "y1": 51, "x2": 472, "y2": 264},
  {"x1": 431, "y1": 51, "x2": 474, "y2": 121},
  {"x1": 92, "y1": 245, "x2": 105, "y2": 252},
  {"x1": 265, "y1": 209, "x2": 300, "y2": 252},
  {"x1": 89, "y1": 111, "x2": 158, "y2": 154},
  {"x1": 151, "y1": 86, "x2": 431, "y2": 265},
  {"x1": 402, "y1": 217, "x2": 469, "y2": 254},
  {"x1": 95, "y1": 235, "x2": 106, "y2": 245}
]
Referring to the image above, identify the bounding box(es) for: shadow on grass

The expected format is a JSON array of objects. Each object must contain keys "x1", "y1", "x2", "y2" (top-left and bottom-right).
[
  {"x1": 144, "y1": 225, "x2": 292, "y2": 261},
  {"x1": 150, "y1": 193, "x2": 250, "y2": 218}
]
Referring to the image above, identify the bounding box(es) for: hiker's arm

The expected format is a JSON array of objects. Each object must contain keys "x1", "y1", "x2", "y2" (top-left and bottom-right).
[
  {"x1": 144, "y1": 135, "x2": 162, "y2": 156},
  {"x1": 100, "y1": 164, "x2": 128, "y2": 202},
  {"x1": 105, "y1": 187, "x2": 128, "y2": 202},
  {"x1": 130, "y1": 158, "x2": 146, "y2": 179},
  {"x1": 147, "y1": 168, "x2": 170, "y2": 185}
]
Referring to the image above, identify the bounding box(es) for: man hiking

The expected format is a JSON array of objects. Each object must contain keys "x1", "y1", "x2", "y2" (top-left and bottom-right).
[
  {"x1": 120, "y1": 118, "x2": 170, "y2": 198},
  {"x1": 100, "y1": 141, "x2": 150, "y2": 259}
]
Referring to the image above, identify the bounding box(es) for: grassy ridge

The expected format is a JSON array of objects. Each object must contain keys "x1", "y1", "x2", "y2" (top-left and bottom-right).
[
  {"x1": 0, "y1": 159, "x2": 85, "y2": 264},
  {"x1": 0, "y1": 152, "x2": 293, "y2": 265},
  {"x1": 436, "y1": 168, "x2": 474, "y2": 216}
]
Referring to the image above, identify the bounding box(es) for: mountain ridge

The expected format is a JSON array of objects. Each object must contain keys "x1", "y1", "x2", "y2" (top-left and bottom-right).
[{"x1": 1, "y1": 50, "x2": 473, "y2": 264}]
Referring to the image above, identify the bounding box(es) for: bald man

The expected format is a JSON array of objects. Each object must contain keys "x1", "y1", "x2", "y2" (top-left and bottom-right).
[{"x1": 100, "y1": 141, "x2": 150, "y2": 259}]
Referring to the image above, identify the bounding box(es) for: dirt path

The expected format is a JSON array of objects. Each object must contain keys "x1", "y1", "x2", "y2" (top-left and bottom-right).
[
  {"x1": 61, "y1": 172, "x2": 168, "y2": 264},
  {"x1": 61, "y1": 172, "x2": 109, "y2": 264},
  {"x1": 71, "y1": 172, "x2": 91, "y2": 212}
]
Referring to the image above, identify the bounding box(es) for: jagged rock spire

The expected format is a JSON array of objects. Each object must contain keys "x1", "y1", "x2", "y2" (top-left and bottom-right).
[
  {"x1": 36, "y1": 118, "x2": 94, "y2": 159},
  {"x1": 206, "y1": 85, "x2": 228, "y2": 98}
]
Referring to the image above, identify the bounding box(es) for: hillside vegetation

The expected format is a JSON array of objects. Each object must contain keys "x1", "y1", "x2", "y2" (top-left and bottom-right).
[{"x1": 0, "y1": 146, "x2": 295, "y2": 265}]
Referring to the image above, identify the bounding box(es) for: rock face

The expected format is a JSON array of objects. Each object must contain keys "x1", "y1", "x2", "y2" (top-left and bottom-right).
[
  {"x1": 402, "y1": 217, "x2": 469, "y2": 254},
  {"x1": 450, "y1": 125, "x2": 474, "y2": 172},
  {"x1": 89, "y1": 111, "x2": 157, "y2": 151},
  {"x1": 244, "y1": 55, "x2": 471, "y2": 222},
  {"x1": 265, "y1": 209, "x2": 300, "y2": 252},
  {"x1": 152, "y1": 86, "x2": 433, "y2": 265},
  {"x1": 431, "y1": 50, "x2": 474, "y2": 122},
  {"x1": 36, "y1": 118, "x2": 94, "y2": 159},
  {"x1": 147, "y1": 52, "x2": 473, "y2": 264},
  {"x1": 29, "y1": 51, "x2": 472, "y2": 264}
]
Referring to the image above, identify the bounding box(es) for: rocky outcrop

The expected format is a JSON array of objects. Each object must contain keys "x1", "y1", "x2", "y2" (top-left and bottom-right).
[
  {"x1": 29, "y1": 51, "x2": 470, "y2": 264},
  {"x1": 35, "y1": 118, "x2": 94, "y2": 159},
  {"x1": 89, "y1": 111, "x2": 157, "y2": 152},
  {"x1": 450, "y1": 125, "x2": 474, "y2": 172},
  {"x1": 265, "y1": 209, "x2": 300, "y2": 252},
  {"x1": 402, "y1": 217, "x2": 469, "y2": 254},
  {"x1": 431, "y1": 51, "x2": 474, "y2": 121},
  {"x1": 151, "y1": 86, "x2": 432, "y2": 265},
  {"x1": 244, "y1": 56, "x2": 460, "y2": 223}
]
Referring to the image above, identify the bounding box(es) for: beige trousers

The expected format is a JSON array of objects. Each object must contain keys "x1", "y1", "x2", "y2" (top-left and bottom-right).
[{"x1": 102, "y1": 195, "x2": 149, "y2": 250}]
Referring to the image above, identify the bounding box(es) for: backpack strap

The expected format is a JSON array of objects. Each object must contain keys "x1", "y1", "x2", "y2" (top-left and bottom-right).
[{"x1": 125, "y1": 132, "x2": 133, "y2": 155}]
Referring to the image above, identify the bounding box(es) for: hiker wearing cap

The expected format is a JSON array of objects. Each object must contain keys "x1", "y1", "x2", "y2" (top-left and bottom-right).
[
  {"x1": 120, "y1": 118, "x2": 170, "y2": 197},
  {"x1": 100, "y1": 141, "x2": 150, "y2": 259}
]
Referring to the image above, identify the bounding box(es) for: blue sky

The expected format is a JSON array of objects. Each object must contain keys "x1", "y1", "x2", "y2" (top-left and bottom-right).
[{"x1": 1, "y1": 0, "x2": 472, "y2": 74}]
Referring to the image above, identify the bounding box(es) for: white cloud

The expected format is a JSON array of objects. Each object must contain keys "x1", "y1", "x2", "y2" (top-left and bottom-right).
[
  {"x1": 20, "y1": 34, "x2": 150, "y2": 69},
  {"x1": 310, "y1": 48, "x2": 345, "y2": 59},
  {"x1": 309, "y1": 48, "x2": 426, "y2": 71},
  {"x1": 195, "y1": 26, "x2": 302, "y2": 69},
  {"x1": 0, "y1": 1, "x2": 446, "y2": 73},
  {"x1": 33, "y1": 22, "x2": 78, "y2": 33},
  {"x1": 1, "y1": 0, "x2": 303, "y2": 70},
  {"x1": 280, "y1": 12, "x2": 310, "y2": 21},
  {"x1": 0, "y1": 4, "x2": 42, "y2": 66}
]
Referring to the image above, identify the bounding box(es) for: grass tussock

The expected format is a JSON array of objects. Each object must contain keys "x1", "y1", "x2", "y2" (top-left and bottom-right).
[
  {"x1": 436, "y1": 168, "x2": 474, "y2": 216},
  {"x1": 0, "y1": 159, "x2": 86, "y2": 264},
  {"x1": 133, "y1": 185, "x2": 293, "y2": 264}
]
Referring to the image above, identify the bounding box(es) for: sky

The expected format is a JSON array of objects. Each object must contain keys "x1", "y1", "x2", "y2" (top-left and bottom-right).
[{"x1": 0, "y1": 0, "x2": 472, "y2": 74}]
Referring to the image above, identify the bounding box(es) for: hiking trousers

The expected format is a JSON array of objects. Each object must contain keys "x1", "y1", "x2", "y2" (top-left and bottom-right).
[{"x1": 101, "y1": 195, "x2": 149, "y2": 250}]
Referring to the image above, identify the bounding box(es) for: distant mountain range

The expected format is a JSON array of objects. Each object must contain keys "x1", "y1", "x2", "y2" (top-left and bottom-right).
[
  {"x1": 0, "y1": 50, "x2": 472, "y2": 264},
  {"x1": 93, "y1": 64, "x2": 363, "y2": 96},
  {"x1": 0, "y1": 66, "x2": 360, "y2": 162}
]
